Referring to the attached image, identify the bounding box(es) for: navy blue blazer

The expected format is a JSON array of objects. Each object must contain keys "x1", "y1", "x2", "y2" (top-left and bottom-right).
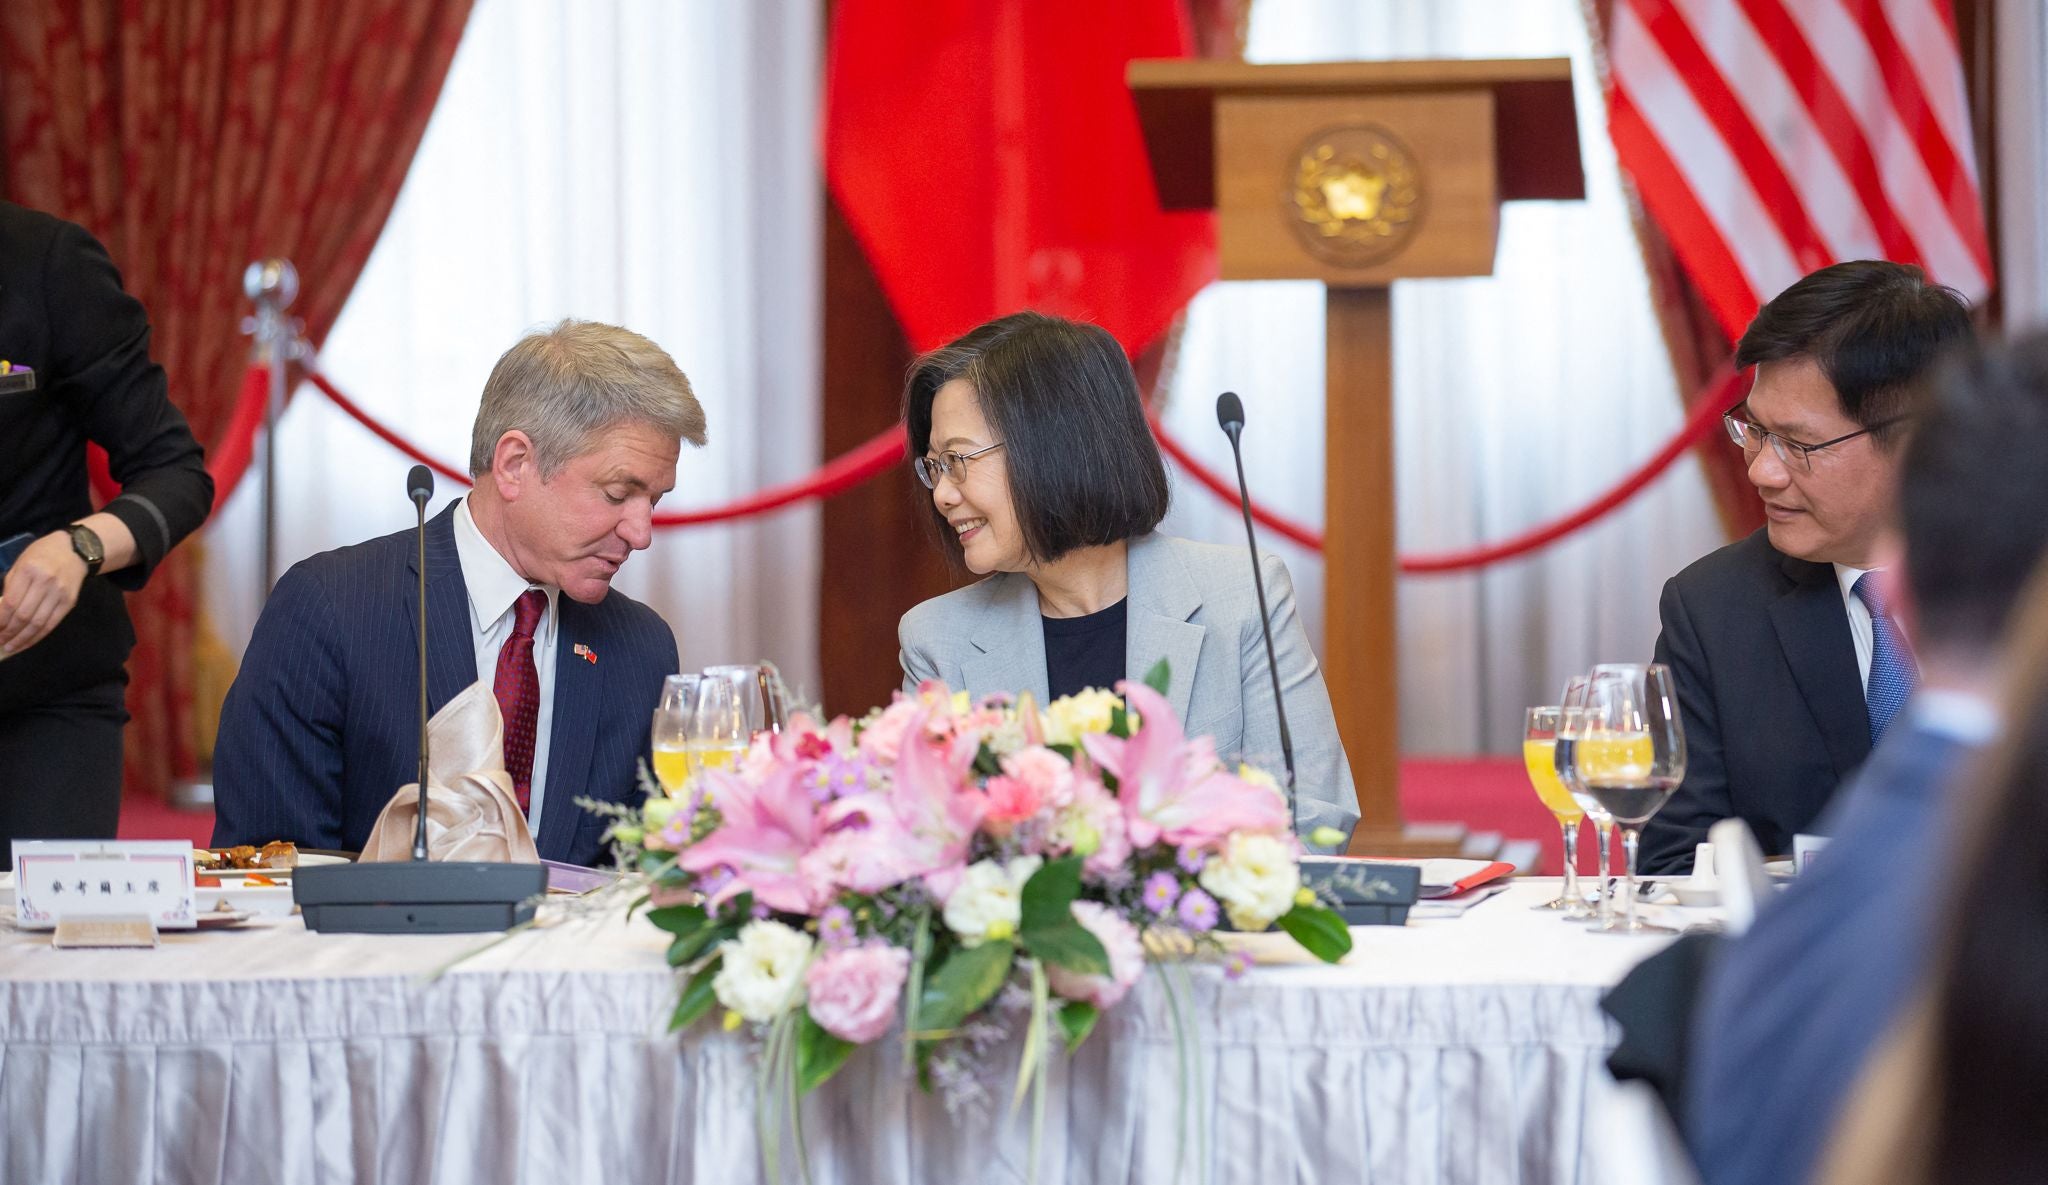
[
  {"x1": 1685, "y1": 714, "x2": 1974, "y2": 1185},
  {"x1": 211, "y1": 503, "x2": 677, "y2": 866},
  {"x1": 1642, "y1": 530, "x2": 1872, "y2": 876}
]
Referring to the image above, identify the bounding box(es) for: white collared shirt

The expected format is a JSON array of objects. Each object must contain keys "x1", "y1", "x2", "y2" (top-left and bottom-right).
[
  {"x1": 453, "y1": 494, "x2": 559, "y2": 831},
  {"x1": 1833, "y1": 563, "x2": 1903, "y2": 698}
]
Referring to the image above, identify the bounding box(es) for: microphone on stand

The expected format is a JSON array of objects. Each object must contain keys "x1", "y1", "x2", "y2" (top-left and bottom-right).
[
  {"x1": 290, "y1": 468, "x2": 548, "y2": 934},
  {"x1": 1215, "y1": 392, "x2": 1298, "y2": 803},
  {"x1": 408, "y1": 465, "x2": 434, "y2": 863}
]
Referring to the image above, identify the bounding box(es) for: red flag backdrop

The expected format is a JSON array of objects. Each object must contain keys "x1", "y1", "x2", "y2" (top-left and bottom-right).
[{"x1": 824, "y1": 0, "x2": 1218, "y2": 357}]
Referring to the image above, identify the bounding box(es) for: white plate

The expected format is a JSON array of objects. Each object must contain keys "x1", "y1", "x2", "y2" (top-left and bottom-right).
[
  {"x1": 1764, "y1": 858, "x2": 1797, "y2": 879},
  {"x1": 199, "y1": 884, "x2": 296, "y2": 917},
  {"x1": 196, "y1": 852, "x2": 348, "y2": 877}
]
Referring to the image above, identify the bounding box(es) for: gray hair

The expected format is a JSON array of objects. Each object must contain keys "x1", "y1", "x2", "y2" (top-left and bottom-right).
[{"x1": 469, "y1": 319, "x2": 708, "y2": 476}]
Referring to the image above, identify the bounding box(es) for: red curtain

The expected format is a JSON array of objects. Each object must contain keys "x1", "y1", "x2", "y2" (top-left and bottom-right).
[{"x1": 0, "y1": 0, "x2": 474, "y2": 801}]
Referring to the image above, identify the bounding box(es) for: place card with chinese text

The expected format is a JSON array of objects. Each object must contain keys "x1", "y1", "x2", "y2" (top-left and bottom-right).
[{"x1": 11, "y1": 840, "x2": 197, "y2": 931}]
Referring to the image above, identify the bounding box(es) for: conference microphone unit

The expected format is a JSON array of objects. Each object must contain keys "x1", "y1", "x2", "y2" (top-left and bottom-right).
[
  {"x1": 293, "y1": 467, "x2": 547, "y2": 934},
  {"x1": 1215, "y1": 392, "x2": 1298, "y2": 806}
]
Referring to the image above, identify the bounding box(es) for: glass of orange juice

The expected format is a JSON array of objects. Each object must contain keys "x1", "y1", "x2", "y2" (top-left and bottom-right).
[
  {"x1": 688, "y1": 675, "x2": 751, "y2": 778},
  {"x1": 1525, "y1": 705, "x2": 1589, "y2": 916},
  {"x1": 651, "y1": 674, "x2": 701, "y2": 797}
]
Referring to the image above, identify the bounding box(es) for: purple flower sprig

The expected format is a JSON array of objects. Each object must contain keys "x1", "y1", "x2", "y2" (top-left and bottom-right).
[
  {"x1": 1141, "y1": 870, "x2": 1181, "y2": 917},
  {"x1": 1176, "y1": 888, "x2": 1219, "y2": 933}
]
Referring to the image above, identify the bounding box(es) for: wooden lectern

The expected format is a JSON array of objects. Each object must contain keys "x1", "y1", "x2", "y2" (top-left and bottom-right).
[{"x1": 1128, "y1": 59, "x2": 1585, "y2": 855}]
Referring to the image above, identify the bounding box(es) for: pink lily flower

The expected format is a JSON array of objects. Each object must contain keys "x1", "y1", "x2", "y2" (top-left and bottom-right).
[
  {"x1": 1082, "y1": 681, "x2": 1290, "y2": 849},
  {"x1": 676, "y1": 762, "x2": 832, "y2": 914},
  {"x1": 806, "y1": 704, "x2": 985, "y2": 897}
]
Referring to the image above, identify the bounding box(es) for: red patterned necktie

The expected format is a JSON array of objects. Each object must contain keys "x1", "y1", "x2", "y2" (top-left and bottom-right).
[{"x1": 493, "y1": 589, "x2": 548, "y2": 813}]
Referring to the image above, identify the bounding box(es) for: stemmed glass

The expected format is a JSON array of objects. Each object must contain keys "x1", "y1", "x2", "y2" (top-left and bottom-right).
[
  {"x1": 702, "y1": 663, "x2": 791, "y2": 737},
  {"x1": 1574, "y1": 663, "x2": 1687, "y2": 935},
  {"x1": 1556, "y1": 676, "x2": 1617, "y2": 928},
  {"x1": 688, "y1": 675, "x2": 751, "y2": 777},
  {"x1": 651, "y1": 674, "x2": 701, "y2": 798},
  {"x1": 1524, "y1": 706, "x2": 1589, "y2": 916}
]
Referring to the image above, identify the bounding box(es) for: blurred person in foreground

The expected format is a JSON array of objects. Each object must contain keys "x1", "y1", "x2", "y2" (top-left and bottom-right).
[
  {"x1": 895, "y1": 311, "x2": 1358, "y2": 848},
  {"x1": 0, "y1": 201, "x2": 213, "y2": 866},
  {"x1": 1815, "y1": 555, "x2": 2048, "y2": 1185},
  {"x1": 212, "y1": 320, "x2": 705, "y2": 867},
  {"x1": 1685, "y1": 329, "x2": 2048, "y2": 1185},
  {"x1": 1642, "y1": 261, "x2": 1973, "y2": 876}
]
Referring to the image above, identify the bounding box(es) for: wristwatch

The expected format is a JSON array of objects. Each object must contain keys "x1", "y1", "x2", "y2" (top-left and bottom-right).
[{"x1": 66, "y1": 522, "x2": 104, "y2": 577}]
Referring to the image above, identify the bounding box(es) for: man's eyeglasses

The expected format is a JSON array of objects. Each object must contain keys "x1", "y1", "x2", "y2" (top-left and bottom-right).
[
  {"x1": 1722, "y1": 410, "x2": 1908, "y2": 473},
  {"x1": 913, "y1": 441, "x2": 1004, "y2": 489}
]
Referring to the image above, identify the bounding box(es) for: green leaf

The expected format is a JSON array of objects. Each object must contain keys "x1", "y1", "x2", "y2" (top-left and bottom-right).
[
  {"x1": 1276, "y1": 904, "x2": 1353, "y2": 964},
  {"x1": 646, "y1": 903, "x2": 709, "y2": 936},
  {"x1": 1142, "y1": 658, "x2": 1172, "y2": 698},
  {"x1": 796, "y1": 1010, "x2": 858, "y2": 1094},
  {"x1": 668, "y1": 919, "x2": 738, "y2": 967},
  {"x1": 916, "y1": 939, "x2": 1016, "y2": 1036},
  {"x1": 670, "y1": 958, "x2": 720, "y2": 1030},
  {"x1": 1021, "y1": 921, "x2": 1109, "y2": 977},
  {"x1": 1055, "y1": 1000, "x2": 1100, "y2": 1054},
  {"x1": 1019, "y1": 856, "x2": 1084, "y2": 934},
  {"x1": 1109, "y1": 706, "x2": 1131, "y2": 739}
]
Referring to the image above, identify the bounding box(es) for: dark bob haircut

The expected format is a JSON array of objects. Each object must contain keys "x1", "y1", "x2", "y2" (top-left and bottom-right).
[
  {"x1": 1899, "y1": 329, "x2": 2048, "y2": 657},
  {"x1": 1735, "y1": 260, "x2": 1972, "y2": 448},
  {"x1": 904, "y1": 311, "x2": 1169, "y2": 567}
]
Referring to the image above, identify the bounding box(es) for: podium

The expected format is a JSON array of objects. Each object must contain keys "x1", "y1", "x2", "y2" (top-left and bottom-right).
[{"x1": 1129, "y1": 59, "x2": 1585, "y2": 854}]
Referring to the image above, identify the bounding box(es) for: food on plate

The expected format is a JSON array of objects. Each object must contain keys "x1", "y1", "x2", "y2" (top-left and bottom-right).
[{"x1": 193, "y1": 842, "x2": 300, "y2": 871}]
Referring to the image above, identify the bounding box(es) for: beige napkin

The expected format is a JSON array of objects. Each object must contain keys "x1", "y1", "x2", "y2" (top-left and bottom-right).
[{"x1": 360, "y1": 680, "x2": 540, "y2": 864}]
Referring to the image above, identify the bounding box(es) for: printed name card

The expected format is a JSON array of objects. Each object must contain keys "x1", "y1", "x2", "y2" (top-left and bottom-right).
[{"x1": 11, "y1": 840, "x2": 197, "y2": 931}]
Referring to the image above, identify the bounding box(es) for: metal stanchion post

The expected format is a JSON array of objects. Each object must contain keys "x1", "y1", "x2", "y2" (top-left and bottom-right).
[{"x1": 170, "y1": 260, "x2": 302, "y2": 813}]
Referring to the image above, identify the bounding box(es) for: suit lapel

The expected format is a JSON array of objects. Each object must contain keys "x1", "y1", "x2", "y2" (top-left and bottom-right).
[
  {"x1": 410, "y1": 504, "x2": 477, "y2": 711},
  {"x1": 536, "y1": 598, "x2": 601, "y2": 861},
  {"x1": 1125, "y1": 535, "x2": 1204, "y2": 722},
  {"x1": 1767, "y1": 553, "x2": 1872, "y2": 778},
  {"x1": 960, "y1": 575, "x2": 1052, "y2": 703}
]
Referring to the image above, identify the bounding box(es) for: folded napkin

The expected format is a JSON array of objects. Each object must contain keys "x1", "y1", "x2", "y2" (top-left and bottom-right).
[{"x1": 360, "y1": 680, "x2": 540, "y2": 864}]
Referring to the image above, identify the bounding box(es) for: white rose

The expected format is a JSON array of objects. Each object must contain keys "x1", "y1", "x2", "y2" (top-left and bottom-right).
[
  {"x1": 1042, "y1": 688, "x2": 1127, "y2": 746},
  {"x1": 941, "y1": 855, "x2": 1043, "y2": 944},
  {"x1": 713, "y1": 919, "x2": 814, "y2": 1023},
  {"x1": 1198, "y1": 832, "x2": 1302, "y2": 932}
]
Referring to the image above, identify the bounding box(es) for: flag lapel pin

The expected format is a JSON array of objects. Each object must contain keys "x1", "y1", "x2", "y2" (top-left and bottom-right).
[{"x1": 573, "y1": 643, "x2": 597, "y2": 665}]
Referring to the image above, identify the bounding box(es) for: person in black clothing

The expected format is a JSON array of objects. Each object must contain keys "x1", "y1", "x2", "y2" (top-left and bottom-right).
[
  {"x1": 1639, "y1": 261, "x2": 1972, "y2": 876},
  {"x1": 0, "y1": 201, "x2": 214, "y2": 866}
]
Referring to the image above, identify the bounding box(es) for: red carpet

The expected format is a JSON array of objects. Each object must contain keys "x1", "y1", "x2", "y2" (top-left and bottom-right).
[{"x1": 119, "y1": 757, "x2": 1577, "y2": 873}]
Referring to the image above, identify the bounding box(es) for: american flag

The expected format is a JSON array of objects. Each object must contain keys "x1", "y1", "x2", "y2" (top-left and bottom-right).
[{"x1": 1607, "y1": 0, "x2": 1993, "y2": 338}]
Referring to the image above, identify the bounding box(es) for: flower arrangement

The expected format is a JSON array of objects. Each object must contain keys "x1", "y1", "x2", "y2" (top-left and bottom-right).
[{"x1": 599, "y1": 662, "x2": 1352, "y2": 1157}]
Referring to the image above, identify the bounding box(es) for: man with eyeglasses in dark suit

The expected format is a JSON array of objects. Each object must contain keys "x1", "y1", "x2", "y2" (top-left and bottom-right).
[{"x1": 1637, "y1": 261, "x2": 1972, "y2": 878}]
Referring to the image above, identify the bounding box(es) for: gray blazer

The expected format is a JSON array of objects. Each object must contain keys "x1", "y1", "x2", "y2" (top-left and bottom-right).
[{"x1": 897, "y1": 532, "x2": 1359, "y2": 845}]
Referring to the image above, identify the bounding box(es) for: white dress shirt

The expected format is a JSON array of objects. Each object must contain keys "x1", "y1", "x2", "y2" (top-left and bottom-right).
[
  {"x1": 453, "y1": 495, "x2": 559, "y2": 831},
  {"x1": 1833, "y1": 564, "x2": 1879, "y2": 696}
]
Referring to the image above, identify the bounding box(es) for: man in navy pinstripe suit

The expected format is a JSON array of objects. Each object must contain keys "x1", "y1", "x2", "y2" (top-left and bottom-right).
[{"x1": 212, "y1": 320, "x2": 708, "y2": 867}]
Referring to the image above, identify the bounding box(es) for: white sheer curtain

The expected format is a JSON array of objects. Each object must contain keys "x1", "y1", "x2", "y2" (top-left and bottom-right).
[
  {"x1": 1155, "y1": 0, "x2": 1727, "y2": 753},
  {"x1": 201, "y1": 0, "x2": 823, "y2": 698}
]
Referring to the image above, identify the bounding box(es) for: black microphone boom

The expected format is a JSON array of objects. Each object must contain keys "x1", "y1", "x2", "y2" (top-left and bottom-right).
[
  {"x1": 291, "y1": 469, "x2": 547, "y2": 934},
  {"x1": 1214, "y1": 392, "x2": 1299, "y2": 816},
  {"x1": 409, "y1": 466, "x2": 434, "y2": 862}
]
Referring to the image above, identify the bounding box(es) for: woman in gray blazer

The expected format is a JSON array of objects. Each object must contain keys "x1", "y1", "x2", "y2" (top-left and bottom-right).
[{"x1": 896, "y1": 312, "x2": 1359, "y2": 847}]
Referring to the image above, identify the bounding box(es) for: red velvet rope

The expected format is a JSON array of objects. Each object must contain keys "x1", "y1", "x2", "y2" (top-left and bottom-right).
[
  {"x1": 285, "y1": 362, "x2": 1740, "y2": 566},
  {"x1": 302, "y1": 369, "x2": 905, "y2": 526},
  {"x1": 1150, "y1": 361, "x2": 1743, "y2": 573}
]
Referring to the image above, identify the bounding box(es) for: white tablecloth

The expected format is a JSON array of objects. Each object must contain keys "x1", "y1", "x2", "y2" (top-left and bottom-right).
[{"x1": 0, "y1": 880, "x2": 1702, "y2": 1185}]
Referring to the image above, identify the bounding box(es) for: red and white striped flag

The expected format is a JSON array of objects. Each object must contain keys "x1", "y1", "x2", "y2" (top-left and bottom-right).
[{"x1": 1608, "y1": 0, "x2": 1993, "y2": 339}]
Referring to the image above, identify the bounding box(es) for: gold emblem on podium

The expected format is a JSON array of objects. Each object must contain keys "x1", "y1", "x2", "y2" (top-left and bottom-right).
[{"x1": 1289, "y1": 125, "x2": 1422, "y2": 267}]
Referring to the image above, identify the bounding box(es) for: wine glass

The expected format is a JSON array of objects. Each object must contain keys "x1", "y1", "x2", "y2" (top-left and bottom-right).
[
  {"x1": 1575, "y1": 663, "x2": 1687, "y2": 935},
  {"x1": 1556, "y1": 675, "x2": 1615, "y2": 927},
  {"x1": 689, "y1": 675, "x2": 750, "y2": 777},
  {"x1": 651, "y1": 674, "x2": 701, "y2": 798},
  {"x1": 1524, "y1": 706, "x2": 1589, "y2": 916},
  {"x1": 702, "y1": 663, "x2": 792, "y2": 738}
]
